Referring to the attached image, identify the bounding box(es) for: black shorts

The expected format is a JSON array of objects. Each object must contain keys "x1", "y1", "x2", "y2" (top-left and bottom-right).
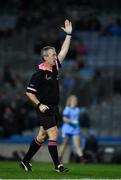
[{"x1": 37, "y1": 105, "x2": 60, "y2": 130}]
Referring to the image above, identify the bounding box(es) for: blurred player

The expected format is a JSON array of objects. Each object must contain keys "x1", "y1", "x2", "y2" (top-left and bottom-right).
[
  {"x1": 59, "y1": 95, "x2": 87, "y2": 163},
  {"x1": 20, "y1": 19, "x2": 72, "y2": 172}
]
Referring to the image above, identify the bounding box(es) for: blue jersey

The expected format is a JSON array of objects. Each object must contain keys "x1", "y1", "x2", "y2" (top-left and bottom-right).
[{"x1": 61, "y1": 106, "x2": 81, "y2": 138}]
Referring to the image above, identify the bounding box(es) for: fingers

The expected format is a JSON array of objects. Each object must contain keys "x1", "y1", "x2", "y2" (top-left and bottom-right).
[
  {"x1": 61, "y1": 27, "x2": 65, "y2": 31},
  {"x1": 65, "y1": 19, "x2": 69, "y2": 26},
  {"x1": 61, "y1": 20, "x2": 72, "y2": 29},
  {"x1": 70, "y1": 21, "x2": 72, "y2": 27},
  {"x1": 60, "y1": 19, "x2": 72, "y2": 35},
  {"x1": 65, "y1": 19, "x2": 71, "y2": 26},
  {"x1": 39, "y1": 104, "x2": 49, "y2": 113}
]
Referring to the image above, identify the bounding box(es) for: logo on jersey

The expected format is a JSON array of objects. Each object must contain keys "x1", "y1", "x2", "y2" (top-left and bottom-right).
[{"x1": 45, "y1": 74, "x2": 59, "y2": 80}]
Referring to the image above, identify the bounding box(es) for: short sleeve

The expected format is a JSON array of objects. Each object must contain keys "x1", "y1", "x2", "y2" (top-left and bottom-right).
[
  {"x1": 63, "y1": 107, "x2": 70, "y2": 118},
  {"x1": 26, "y1": 70, "x2": 43, "y2": 94}
]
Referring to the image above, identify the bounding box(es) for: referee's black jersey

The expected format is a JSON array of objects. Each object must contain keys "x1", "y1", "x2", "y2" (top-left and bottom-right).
[{"x1": 26, "y1": 59, "x2": 61, "y2": 106}]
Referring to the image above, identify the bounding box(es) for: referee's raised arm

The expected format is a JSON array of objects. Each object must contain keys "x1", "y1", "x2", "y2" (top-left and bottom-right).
[{"x1": 58, "y1": 19, "x2": 72, "y2": 63}]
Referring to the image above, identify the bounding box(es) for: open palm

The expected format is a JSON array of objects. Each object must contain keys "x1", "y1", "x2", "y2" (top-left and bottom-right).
[{"x1": 61, "y1": 19, "x2": 72, "y2": 34}]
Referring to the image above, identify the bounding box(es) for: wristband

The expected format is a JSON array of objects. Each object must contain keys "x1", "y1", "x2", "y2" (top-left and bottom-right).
[
  {"x1": 37, "y1": 102, "x2": 41, "y2": 109},
  {"x1": 66, "y1": 33, "x2": 72, "y2": 36}
]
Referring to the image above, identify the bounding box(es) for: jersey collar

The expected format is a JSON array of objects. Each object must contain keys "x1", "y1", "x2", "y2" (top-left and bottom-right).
[{"x1": 38, "y1": 63, "x2": 52, "y2": 72}]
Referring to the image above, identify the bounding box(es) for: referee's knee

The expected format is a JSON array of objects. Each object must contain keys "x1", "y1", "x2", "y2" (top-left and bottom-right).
[{"x1": 36, "y1": 134, "x2": 47, "y2": 143}]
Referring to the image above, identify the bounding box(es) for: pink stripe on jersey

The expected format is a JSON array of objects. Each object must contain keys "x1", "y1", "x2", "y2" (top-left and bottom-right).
[
  {"x1": 38, "y1": 63, "x2": 52, "y2": 72},
  {"x1": 38, "y1": 63, "x2": 46, "y2": 70}
]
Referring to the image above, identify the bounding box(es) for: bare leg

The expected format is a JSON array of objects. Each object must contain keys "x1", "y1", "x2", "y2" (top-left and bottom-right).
[
  {"x1": 72, "y1": 135, "x2": 83, "y2": 157},
  {"x1": 59, "y1": 137, "x2": 69, "y2": 161},
  {"x1": 72, "y1": 135, "x2": 88, "y2": 163}
]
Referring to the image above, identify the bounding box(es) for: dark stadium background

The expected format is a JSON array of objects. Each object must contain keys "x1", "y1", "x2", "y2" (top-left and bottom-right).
[{"x1": 0, "y1": 0, "x2": 121, "y2": 164}]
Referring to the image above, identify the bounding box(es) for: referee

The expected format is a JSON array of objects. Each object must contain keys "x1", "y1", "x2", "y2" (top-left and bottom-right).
[{"x1": 20, "y1": 19, "x2": 72, "y2": 172}]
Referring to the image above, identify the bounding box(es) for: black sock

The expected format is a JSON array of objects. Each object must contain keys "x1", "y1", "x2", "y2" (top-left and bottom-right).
[
  {"x1": 48, "y1": 140, "x2": 60, "y2": 168},
  {"x1": 23, "y1": 138, "x2": 42, "y2": 163}
]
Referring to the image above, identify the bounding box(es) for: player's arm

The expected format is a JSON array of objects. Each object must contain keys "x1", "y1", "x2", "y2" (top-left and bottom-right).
[
  {"x1": 63, "y1": 116, "x2": 78, "y2": 125},
  {"x1": 58, "y1": 19, "x2": 72, "y2": 63},
  {"x1": 63, "y1": 116, "x2": 72, "y2": 123},
  {"x1": 63, "y1": 116, "x2": 75, "y2": 124}
]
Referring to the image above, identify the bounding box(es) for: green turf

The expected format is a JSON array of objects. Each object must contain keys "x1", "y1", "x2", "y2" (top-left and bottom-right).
[{"x1": 0, "y1": 161, "x2": 121, "y2": 179}]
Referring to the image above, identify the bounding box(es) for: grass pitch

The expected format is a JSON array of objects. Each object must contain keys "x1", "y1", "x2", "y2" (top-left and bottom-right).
[{"x1": 0, "y1": 161, "x2": 121, "y2": 179}]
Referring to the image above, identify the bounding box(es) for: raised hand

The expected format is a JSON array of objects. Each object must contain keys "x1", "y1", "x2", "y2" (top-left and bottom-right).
[{"x1": 61, "y1": 19, "x2": 72, "y2": 34}]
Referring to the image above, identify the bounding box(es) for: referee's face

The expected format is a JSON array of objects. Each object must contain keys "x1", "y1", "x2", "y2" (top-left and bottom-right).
[{"x1": 46, "y1": 49, "x2": 57, "y2": 66}]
